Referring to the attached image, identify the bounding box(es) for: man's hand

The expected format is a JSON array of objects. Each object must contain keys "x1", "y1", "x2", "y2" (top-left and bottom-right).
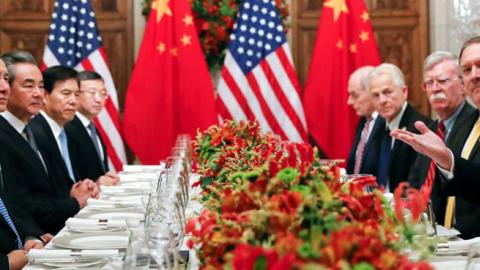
[
  {"x1": 82, "y1": 179, "x2": 100, "y2": 198},
  {"x1": 7, "y1": 250, "x2": 27, "y2": 270},
  {"x1": 23, "y1": 240, "x2": 43, "y2": 251},
  {"x1": 40, "y1": 233, "x2": 54, "y2": 244},
  {"x1": 70, "y1": 181, "x2": 94, "y2": 208},
  {"x1": 97, "y1": 171, "x2": 120, "y2": 186},
  {"x1": 391, "y1": 121, "x2": 452, "y2": 169}
]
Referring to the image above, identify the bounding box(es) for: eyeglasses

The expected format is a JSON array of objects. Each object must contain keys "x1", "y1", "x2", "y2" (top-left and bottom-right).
[
  {"x1": 80, "y1": 89, "x2": 108, "y2": 99},
  {"x1": 423, "y1": 77, "x2": 460, "y2": 89}
]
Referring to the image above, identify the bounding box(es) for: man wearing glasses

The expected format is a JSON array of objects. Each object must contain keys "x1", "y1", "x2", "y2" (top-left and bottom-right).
[
  {"x1": 65, "y1": 71, "x2": 119, "y2": 186},
  {"x1": 393, "y1": 37, "x2": 480, "y2": 239},
  {"x1": 407, "y1": 51, "x2": 477, "y2": 238}
]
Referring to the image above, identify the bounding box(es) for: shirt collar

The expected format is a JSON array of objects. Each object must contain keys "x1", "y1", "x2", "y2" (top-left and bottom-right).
[
  {"x1": 76, "y1": 112, "x2": 92, "y2": 128},
  {"x1": 387, "y1": 102, "x2": 408, "y2": 131},
  {"x1": 0, "y1": 111, "x2": 26, "y2": 134},
  {"x1": 443, "y1": 101, "x2": 465, "y2": 138},
  {"x1": 40, "y1": 110, "x2": 63, "y2": 138}
]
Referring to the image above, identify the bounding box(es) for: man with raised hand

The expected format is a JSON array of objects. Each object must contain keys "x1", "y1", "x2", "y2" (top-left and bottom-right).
[{"x1": 392, "y1": 36, "x2": 480, "y2": 238}]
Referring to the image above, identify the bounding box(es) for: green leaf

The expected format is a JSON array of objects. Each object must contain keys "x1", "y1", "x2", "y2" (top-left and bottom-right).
[
  {"x1": 200, "y1": 177, "x2": 214, "y2": 189},
  {"x1": 276, "y1": 168, "x2": 299, "y2": 185},
  {"x1": 253, "y1": 255, "x2": 268, "y2": 270},
  {"x1": 353, "y1": 262, "x2": 375, "y2": 270}
]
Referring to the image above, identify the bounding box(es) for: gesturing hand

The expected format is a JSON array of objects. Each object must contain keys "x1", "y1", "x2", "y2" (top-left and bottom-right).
[{"x1": 390, "y1": 121, "x2": 452, "y2": 170}]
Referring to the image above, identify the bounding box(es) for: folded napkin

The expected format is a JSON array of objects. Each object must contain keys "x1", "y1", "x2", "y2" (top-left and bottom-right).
[
  {"x1": 66, "y1": 218, "x2": 126, "y2": 230},
  {"x1": 437, "y1": 225, "x2": 461, "y2": 238},
  {"x1": 118, "y1": 181, "x2": 153, "y2": 189},
  {"x1": 448, "y1": 237, "x2": 480, "y2": 251},
  {"x1": 100, "y1": 185, "x2": 152, "y2": 194},
  {"x1": 122, "y1": 164, "x2": 164, "y2": 172},
  {"x1": 106, "y1": 195, "x2": 145, "y2": 202},
  {"x1": 87, "y1": 198, "x2": 143, "y2": 208},
  {"x1": 28, "y1": 249, "x2": 118, "y2": 261},
  {"x1": 119, "y1": 173, "x2": 159, "y2": 182}
]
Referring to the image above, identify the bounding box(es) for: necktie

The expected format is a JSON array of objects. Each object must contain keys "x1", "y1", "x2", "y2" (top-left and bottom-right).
[
  {"x1": 59, "y1": 129, "x2": 76, "y2": 182},
  {"x1": 87, "y1": 123, "x2": 105, "y2": 171},
  {"x1": 0, "y1": 162, "x2": 4, "y2": 190},
  {"x1": 444, "y1": 117, "x2": 480, "y2": 228},
  {"x1": 377, "y1": 128, "x2": 391, "y2": 187},
  {"x1": 354, "y1": 117, "x2": 373, "y2": 174},
  {"x1": 24, "y1": 125, "x2": 39, "y2": 154},
  {"x1": 23, "y1": 126, "x2": 48, "y2": 173},
  {"x1": 424, "y1": 121, "x2": 445, "y2": 193},
  {"x1": 0, "y1": 197, "x2": 23, "y2": 249}
]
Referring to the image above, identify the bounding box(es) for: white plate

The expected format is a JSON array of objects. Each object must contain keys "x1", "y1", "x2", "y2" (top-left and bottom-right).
[
  {"x1": 52, "y1": 232, "x2": 129, "y2": 249},
  {"x1": 76, "y1": 210, "x2": 145, "y2": 221}
]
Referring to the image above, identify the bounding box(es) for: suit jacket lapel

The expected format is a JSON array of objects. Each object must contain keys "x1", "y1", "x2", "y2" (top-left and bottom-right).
[
  {"x1": 0, "y1": 116, "x2": 48, "y2": 177},
  {"x1": 34, "y1": 115, "x2": 76, "y2": 182},
  {"x1": 446, "y1": 103, "x2": 476, "y2": 154},
  {"x1": 390, "y1": 105, "x2": 413, "y2": 164}
]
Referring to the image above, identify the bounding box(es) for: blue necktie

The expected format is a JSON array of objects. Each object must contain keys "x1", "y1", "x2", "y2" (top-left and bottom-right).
[
  {"x1": 59, "y1": 129, "x2": 75, "y2": 182},
  {"x1": 87, "y1": 123, "x2": 105, "y2": 171},
  {"x1": 377, "y1": 128, "x2": 392, "y2": 187},
  {"x1": 0, "y1": 197, "x2": 23, "y2": 249}
]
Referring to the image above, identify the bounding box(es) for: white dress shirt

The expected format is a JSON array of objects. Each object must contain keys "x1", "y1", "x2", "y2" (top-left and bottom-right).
[{"x1": 40, "y1": 111, "x2": 63, "y2": 154}]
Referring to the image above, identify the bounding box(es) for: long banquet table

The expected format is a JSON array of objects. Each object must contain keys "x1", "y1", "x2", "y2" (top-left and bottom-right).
[{"x1": 23, "y1": 164, "x2": 202, "y2": 270}]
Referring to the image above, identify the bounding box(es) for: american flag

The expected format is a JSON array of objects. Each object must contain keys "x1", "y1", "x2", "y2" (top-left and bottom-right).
[
  {"x1": 41, "y1": 0, "x2": 126, "y2": 171},
  {"x1": 217, "y1": 0, "x2": 307, "y2": 142}
]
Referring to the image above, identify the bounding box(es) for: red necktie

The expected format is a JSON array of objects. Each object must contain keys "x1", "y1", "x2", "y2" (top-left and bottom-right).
[
  {"x1": 424, "y1": 121, "x2": 445, "y2": 195},
  {"x1": 354, "y1": 117, "x2": 373, "y2": 174}
]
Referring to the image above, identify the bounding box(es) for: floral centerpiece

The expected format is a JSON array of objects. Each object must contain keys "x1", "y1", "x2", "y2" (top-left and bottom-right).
[
  {"x1": 187, "y1": 120, "x2": 435, "y2": 270},
  {"x1": 141, "y1": 0, "x2": 290, "y2": 71}
]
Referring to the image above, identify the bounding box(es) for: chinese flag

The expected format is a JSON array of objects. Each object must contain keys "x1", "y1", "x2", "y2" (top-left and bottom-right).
[
  {"x1": 123, "y1": 0, "x2": 217, "y2": 164},
  {"x1": 303, "y1": 0, "x2": 381, "y2": 159}
]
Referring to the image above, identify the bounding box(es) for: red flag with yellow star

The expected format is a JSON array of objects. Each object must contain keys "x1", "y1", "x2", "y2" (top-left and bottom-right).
[
  {"x1": 302, "y1": 0, "x2": 380, "y2": 159},
  {"x1": 123, "y1": 0, "x2": 217, "y2": 163}
]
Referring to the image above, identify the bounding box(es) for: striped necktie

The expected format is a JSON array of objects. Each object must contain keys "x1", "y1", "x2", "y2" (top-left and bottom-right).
[
  {"x1": 0, "y1": 196, "x2": 23, "y2": 249},
  {"x1": 87, "y1": 123, "x2": 105, "y2": 171},
  {"x1": 354, "y1": 117, "x2": 373, "y2": 174}
]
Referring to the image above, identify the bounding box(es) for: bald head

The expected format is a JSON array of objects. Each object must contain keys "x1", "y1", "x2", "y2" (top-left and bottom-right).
[{"x1": 347, "y1": 66, "x2": 375, "y2": 116}]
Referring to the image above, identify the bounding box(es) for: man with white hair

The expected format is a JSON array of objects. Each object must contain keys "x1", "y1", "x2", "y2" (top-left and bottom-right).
[
  {"x1": 392, "y1": 36, "x2": 480, "y2": 238},
  {"x1": 408, "y1": 52, "x2": 477, "y2": 235},
  {"x1": 368, "y1": 63, "x2": 431, "y2": 191},
  {"x1": 346, "y1": 66, "x2": 385, "y2": 175}
]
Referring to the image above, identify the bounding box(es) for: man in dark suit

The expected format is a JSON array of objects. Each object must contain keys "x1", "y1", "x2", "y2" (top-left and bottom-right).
[
  {"x1": 0, "y1": 51, "x2": 94, "y2": 234},
  {"x1": 30, "y1": 66, "x2": 100, "y2": 193},
  {"x1": 392, "y1": 36, "x2": 480, "y2": 238},
  {"x1": 65, "y1": 71, "x2": 119, "y2": 186},
  {"x1": 368, "y1": 63, "x2": 431, "y2": 191},
  {"x1": 347, "y1": 66, "x2": 385, "y2": 176},
  {"x1": 407, "y1": 51, "x2": 478, "y2": 237},
  {"x1": 0, "y1": 57, "x2": 47, "y2": 270}
]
